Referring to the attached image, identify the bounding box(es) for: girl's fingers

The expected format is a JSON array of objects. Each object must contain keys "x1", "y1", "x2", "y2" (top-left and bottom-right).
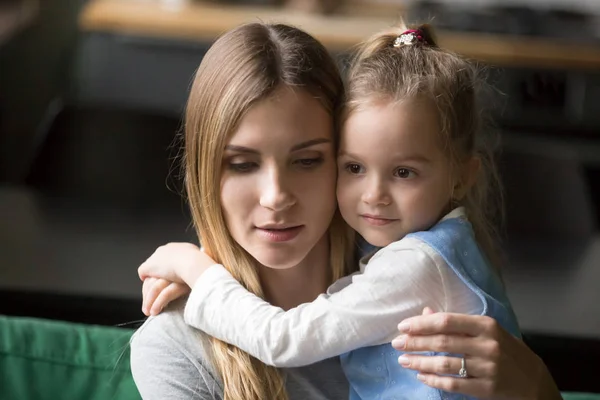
[
  {"x1": 142, "y1": 278, "x2": 170, "y2": 316},
  {"x1": 399, "y1": 313, "x2": 499, "y2": 337},
  {"x1": 141, "y1": 277, "x2": 156, "y2": 312},
  {"x1": 393, "y1": 334, "x2": 490, "y2": 357},
  {"x1": 421, "y1": 306, "x2": 435, "y2": 315},
  {"x1": 150, "y1": 283, "x2": 190, "y2": 316},
  {"x1": 138, "y1": 253, "x2": 158, "y2": 281},
  {"x1": 399, "y1": 355, "x2": 492, "y2": 379},
  {"x1": 416, "y1": 373, "x2": 494, "y2": 399}
]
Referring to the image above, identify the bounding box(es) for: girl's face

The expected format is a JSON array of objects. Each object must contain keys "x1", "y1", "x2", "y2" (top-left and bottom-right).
[
  {"x1": 337, "y1": 100, "x2": 456, "y2": 247},
  {"x1": 220, "y1": 86, "x2": 338, "y2": 269}
]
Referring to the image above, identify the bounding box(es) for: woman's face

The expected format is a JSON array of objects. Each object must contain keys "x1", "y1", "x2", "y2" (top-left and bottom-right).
[{"x1": 220, "y1": 86, "x2": 337, "y2": 269}]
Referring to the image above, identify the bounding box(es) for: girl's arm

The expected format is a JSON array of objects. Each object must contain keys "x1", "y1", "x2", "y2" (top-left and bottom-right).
[{"x1": 183, "y1": 245, "x2": 448, "y2": 368}]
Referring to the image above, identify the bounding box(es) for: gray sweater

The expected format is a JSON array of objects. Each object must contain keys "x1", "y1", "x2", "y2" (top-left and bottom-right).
[{"x1": 130, "y1": 299, "x2": 349, "y2": 400}]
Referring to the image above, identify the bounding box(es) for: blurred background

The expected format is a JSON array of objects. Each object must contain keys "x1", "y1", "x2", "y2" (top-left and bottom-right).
[{"x1": 1, "y1": 0, "x2": 599, "y2": 394}]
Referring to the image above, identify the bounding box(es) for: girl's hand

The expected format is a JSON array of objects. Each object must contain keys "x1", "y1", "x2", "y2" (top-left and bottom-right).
[
  {"x1": 392, "y1": 308, "x2": 562, "y2": 400},
  {"x1": 138, "y1": 242, "x2": 216, "y2": 286},
  {"x1": 138, "y1": 243, "x2": 219, "y2": 316},
  {"x1": 141, "y1": 277, "x2": 190, "y2": 316}
]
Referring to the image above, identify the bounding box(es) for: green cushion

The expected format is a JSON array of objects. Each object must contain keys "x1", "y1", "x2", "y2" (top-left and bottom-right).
[
  {"x1": 563, "y1": 394, "x2": 600, "y2": 400},
  {"x1": 0, "y1": 315, "x2": 141, "y2": 400}
]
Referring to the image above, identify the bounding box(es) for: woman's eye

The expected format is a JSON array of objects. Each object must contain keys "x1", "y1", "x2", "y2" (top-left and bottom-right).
[
  {"x1": 394, "y1": 168, "x2": 415, "y2": 179},
  {"x1": 294, "y1": 158, "x2": 323, "y2": 168},
  {"x1": 228, "y1": 162, "x2": 257, "y2": 173},
  {"x1": 345, "y1": 163, "x2": 364, "y2": 175}
]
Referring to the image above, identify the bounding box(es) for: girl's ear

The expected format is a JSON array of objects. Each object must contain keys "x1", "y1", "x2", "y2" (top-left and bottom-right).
[{"x1": 454, "y1": 156, "x2": 481, "y2": 201}]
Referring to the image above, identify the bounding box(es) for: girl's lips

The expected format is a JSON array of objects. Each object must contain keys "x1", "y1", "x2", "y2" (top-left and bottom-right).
[
  {"x1": 256, "y1": 226, "x2": 304, "y2": 242},
  {"x1": 361, "y1": 215, "x2": 398, "y2": 226}
]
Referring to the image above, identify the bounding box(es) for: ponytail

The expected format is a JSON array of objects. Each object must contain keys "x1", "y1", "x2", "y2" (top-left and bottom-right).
[{"x1": 353, "y1": 22, "x2": 438, "y2": 65}]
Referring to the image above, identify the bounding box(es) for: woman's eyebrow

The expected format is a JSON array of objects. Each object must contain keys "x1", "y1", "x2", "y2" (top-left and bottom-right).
[
  {"x1": 225, "y1": 138, "x2": 331, "y2": 154},
  {"x1": 290, "y1": 138, "x2": 332, "y2": 152},
  {"x1": 224, "y1": 145, "x2": 259, "y2": 154}
]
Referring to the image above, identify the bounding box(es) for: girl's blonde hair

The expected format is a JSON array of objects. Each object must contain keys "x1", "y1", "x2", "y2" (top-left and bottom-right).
[
  {"x1": 346, "y1": 22, "x2": 503, "y2": 268},
  {"x1": 183, "y1": 23, "x2": 355, "y2": 400}
]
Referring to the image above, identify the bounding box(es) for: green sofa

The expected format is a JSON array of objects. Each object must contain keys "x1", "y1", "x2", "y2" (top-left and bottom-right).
[
  {"x1": 0, "y1": 315, "x2": 598, "y2": 400},
  {"x1": 0, "y1": 315, "x2": 140, "y2": 400}
]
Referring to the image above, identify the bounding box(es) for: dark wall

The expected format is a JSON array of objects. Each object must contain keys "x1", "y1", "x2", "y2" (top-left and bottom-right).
[{"x1": 0, "y1": 0, "x2": 85, "y2": 182}]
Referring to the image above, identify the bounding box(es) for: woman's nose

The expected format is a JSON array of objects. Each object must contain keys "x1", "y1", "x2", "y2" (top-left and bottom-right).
[{"x1": 259, "y1": 168, "x2": 296, "y2": 211}]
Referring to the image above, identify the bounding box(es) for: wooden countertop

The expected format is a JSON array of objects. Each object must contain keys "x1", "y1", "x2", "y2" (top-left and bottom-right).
[{"x1": 79, "y1": 0, "x2": 600, "y2": 69}]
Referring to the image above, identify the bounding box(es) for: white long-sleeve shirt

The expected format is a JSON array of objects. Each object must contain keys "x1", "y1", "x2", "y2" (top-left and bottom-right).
[{"x1": 184, "y1": 209, "x2": 482, "y2": 368}]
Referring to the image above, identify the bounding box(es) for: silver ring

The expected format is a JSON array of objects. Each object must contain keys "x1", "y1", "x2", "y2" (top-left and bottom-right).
[{"x1": 459, "y1": 357, "x2": 468, "y2": 378}]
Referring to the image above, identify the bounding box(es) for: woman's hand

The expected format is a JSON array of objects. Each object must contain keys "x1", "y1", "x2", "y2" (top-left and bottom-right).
[{"x1": 392, "y1": 308, "x2": 562, "y2": 400}]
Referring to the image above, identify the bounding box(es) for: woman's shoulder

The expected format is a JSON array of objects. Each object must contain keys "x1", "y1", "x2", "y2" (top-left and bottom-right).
[
  {"x1": 130, "y1": 298, "x2": 224, "y2": 399},
  {"x1": 134, "y1": 298, "x2": 205, "y2": 339},
  {"x1": 131, "y1": 298, "x2": 217, "y2": 371}
]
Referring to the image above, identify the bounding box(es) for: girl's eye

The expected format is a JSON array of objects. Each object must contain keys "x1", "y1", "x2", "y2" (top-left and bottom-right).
[
  {"x1": 394, "y1": 168, "x2": 416, "y2": 179},
  {"x1": 294, "y1": 157, "x2": 324, "y2": 168},
  {"x1": 228, "y1": 162, "x2": 258, "y2": 173},
  {"x1": 345, "y1": 163, "x2": 365, "y2": 175}
]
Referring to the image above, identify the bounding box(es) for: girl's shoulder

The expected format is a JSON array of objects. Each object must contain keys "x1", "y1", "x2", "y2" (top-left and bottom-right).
[
  {"x1": 373, "y1": 235, "x2": 438, "y2": 258},
  {"x1": 374, "y1": 208, "x2": 471, "y2": 256}
]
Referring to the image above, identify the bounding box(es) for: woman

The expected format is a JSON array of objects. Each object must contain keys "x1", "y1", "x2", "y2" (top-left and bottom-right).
[
  {"x1": 130, "y1": 22, "x2": 562, "y2": 400},
  {"x1": 132, "y1": 22, "x2": 353, "y2": 400}
]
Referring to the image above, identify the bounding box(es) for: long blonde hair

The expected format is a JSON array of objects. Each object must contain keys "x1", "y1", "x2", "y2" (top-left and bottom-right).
[
  {"x1": 345, "y1": 22, "x2": 503, "y2": 269},
  {"x1": 183, "y1": 23, "x2": 354, "y2": 400}
]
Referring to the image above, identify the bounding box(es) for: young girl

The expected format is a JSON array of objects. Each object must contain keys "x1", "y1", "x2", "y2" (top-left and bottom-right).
[{"x1": 139, "y1": 23, "x2": 521, "y2": 399}]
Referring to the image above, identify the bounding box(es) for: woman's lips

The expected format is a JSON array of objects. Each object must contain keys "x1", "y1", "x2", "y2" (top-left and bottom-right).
[{"x1": 256, "y1": 226, "x2": 304, "y2": 242}]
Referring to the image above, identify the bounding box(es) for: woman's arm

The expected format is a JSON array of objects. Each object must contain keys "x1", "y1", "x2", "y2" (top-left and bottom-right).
[
  {"x1": 392, "y1": 310, "x2": 562, "y2": 400},
  {"x1": 181, "y1": 246, "x2": 447, "y2": 368}
]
